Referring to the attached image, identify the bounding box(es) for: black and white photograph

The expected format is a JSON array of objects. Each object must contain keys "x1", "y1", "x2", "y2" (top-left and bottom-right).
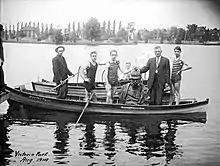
[{"x1": 0, "y1": 0, "x2": 220, "y2": 165}]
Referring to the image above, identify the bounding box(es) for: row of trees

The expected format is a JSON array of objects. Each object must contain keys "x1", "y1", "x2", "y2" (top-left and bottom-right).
[
  {"x1": 1, "y1": 18, "x2": 134, "y2": 44},
  {"x1": 2, "y1": 18, "x2": 220, "y2": 44},
  {"x1": 138, "y1": 24, "x2": 220, "y2": 44}
]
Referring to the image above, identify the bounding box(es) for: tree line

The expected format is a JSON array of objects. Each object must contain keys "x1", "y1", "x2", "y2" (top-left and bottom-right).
[{"x1": 2, "y1": 17, "x2": 220, "y2": 44}]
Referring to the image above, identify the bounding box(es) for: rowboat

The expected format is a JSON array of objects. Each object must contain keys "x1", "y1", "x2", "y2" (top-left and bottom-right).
[{"x1": 5, "y1": 81, "x2": 209, "y2": 115}]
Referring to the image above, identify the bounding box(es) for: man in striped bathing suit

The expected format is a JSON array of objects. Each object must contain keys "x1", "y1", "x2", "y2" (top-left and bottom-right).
[{"x1": 170, "y1": 46, "x2": 192, "y2": 105}]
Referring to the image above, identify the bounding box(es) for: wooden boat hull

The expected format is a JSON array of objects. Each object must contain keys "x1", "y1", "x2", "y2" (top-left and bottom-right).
[
  {"x1": 6, "y1": 86, "x2": 209, "y2": 115},
  {"x1": 7, "y1": 105, "x2": 207, "y2": 125},
  {"x1": 0, "y1": 91, "x2": 9, "y2": 104}
]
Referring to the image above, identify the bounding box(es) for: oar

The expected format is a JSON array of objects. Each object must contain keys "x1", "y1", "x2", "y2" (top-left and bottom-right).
[
  {"x1": 75, "y1": 92, "x2": 94, "y2": 128},
  {"x1": 41, "y1": 79, "x2": 54, "y2": 84},
  {"x1": 49, "y1": 73, "x2": 78, "y2": 92}
]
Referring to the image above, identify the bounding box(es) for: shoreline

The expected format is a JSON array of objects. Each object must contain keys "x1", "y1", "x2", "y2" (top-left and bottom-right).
[
  {"x1": 2, "y1": 39, "x2": 220, "y2": 46},
  {"x1": 2, "y1": 40, "x2": 138, "y2": 46}
]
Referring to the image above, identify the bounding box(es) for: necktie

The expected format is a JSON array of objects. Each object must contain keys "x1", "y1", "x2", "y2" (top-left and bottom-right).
[
  {"x1": 156, "y1": 57, "x2": 159, "y2": 68},
  {"x1": 156, "y1": 57, "x2": 159, "y2": 73}
]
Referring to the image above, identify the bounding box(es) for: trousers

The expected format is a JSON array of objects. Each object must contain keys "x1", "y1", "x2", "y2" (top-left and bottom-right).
[
  {"x1": 0, "y1": 65, "x2": 5, "y2": 91},
  {"x1": 149, "y1": 74, "x2": 163, "y2": 105},
  {"x1": 57, "y1": 83, "x2": 68, "y2": 99}
]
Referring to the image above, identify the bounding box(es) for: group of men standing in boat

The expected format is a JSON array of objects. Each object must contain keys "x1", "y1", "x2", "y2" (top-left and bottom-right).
[{"x1": 52, "y1": 45, "x2": 192, "y2": 106}]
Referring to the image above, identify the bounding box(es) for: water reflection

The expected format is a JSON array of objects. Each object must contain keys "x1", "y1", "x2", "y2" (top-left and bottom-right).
[
  {"x1": 6, "y1": 104, "x2": 206, "y2": 165},
  {"x1": 164, "y1": 120, "x2": 179, "y2": 163},
  {"x1": 7, "y1": 104, "x2": 78, "y2": 165},
  {"x1": 82, "y1": 114, "x2": 204, "y2": 165},
  {"x1": 119, "y1": 117, "x2": 178, "y2": 161},
  {"x1": 0, "y1": 115, "x2": 13, "y2": 166},
  {"x1": 103, "y1": 121, "x2": 116, "y2": 160},
  {"x1": 53, "y1": 118, "x2": 70, "y2": 164},
  {"x1": 79, "y1": 121, "x2": 97, "y2": 158}
]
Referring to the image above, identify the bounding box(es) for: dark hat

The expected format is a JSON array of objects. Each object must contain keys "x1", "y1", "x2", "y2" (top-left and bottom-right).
[
  {"x1": 130, "y1": 67, "x2": 141, "y2": 80},
  {"x1": 55, "y1": 46, "x2": 65, "y2": 53},
  {"x1": 0, "y1": 24, "x2": 4, "y2": 31}
]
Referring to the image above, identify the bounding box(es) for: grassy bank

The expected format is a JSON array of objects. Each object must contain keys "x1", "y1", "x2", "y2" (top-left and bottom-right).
[{"x1": 3, "y1": 38, "x2": 220, "y2": 46}]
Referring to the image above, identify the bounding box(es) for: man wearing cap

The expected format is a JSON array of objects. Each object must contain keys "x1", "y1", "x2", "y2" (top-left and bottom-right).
[
  {"x1": 52, "y1": 46, "x2": 74, "y2": 99},
  {"x1": 0, "y1": 24, "x2": 5, "y2": 93},
  {"x1": 140, "y1": 46, "x2": 171, "y2": 105},
  {"x1": 119, "y1": 67, "x2": 149, "y2": 105}
]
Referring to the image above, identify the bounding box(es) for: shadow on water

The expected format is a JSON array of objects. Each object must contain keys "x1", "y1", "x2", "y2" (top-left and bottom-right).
[
  {"x1": 3, "y1": 103, "x2": 207, "y2": 165},
  {"x1": 80, "y1": 113, "x2": 206, "y2": 165},
  {"x1": 0, "y1": 116, "x2": 14, "y2": 166},
  {"x1": 120, "y1": 118, "x2": 179, "y2": 162},
  {"x1": 52, "y1": 115, "x2": 72, "y2": 165}
]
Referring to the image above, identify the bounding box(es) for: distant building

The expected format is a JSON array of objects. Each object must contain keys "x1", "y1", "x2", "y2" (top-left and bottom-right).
[{"x1": 20, "y1": 26, "x2": 38, "y2": 38}]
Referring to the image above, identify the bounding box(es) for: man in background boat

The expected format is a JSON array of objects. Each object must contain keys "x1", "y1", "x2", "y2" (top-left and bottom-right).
[
  {"x1": 52, "y1": 46, "x2": 74, "y2": 99},
  {"x1": 140, "y1": 46, "x2": 171, "y2": 105},
  {"x1": 0, "y1": 24, "x2": 6, "y2": 93},
  {"x1": 120, "y1": 61, "x2": 132, "y2": 80},
  {"x1": 119, "y1": 67, "x2": 149, "y2": 105}
]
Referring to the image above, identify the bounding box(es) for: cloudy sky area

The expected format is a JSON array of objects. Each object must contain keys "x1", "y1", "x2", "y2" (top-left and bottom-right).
[{"x1": 1, "y1": 0, "x2": 220, "y2": 30}]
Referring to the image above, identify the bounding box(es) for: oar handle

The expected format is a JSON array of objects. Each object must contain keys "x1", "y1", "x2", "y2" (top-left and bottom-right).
[{"x1": 49, "y1": 72, "x2": 78, "y2": 92}]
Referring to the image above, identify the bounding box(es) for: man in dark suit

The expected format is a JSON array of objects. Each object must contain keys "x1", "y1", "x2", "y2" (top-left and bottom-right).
[
  {"x1": 0, "y1": 24, "x2": 5, "y2": 93},
  {"x1": 52, "y1": 46, "x2": 73, "y2": 99},
  {"x1": 140, "y1": 46, "x2": 171, "y2": 105}
]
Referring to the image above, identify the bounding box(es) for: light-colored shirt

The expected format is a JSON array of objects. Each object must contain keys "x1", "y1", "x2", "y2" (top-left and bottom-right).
[{"x1": 155, "y1": 56, "x2": 161, "y2": 73}]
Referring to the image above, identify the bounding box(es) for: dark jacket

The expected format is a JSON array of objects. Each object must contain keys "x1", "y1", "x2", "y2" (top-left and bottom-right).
[
  {"x1": 52, "y1": 54, "x2": 73, "y2": 84},
  {"x1": 140, "y1": 56, "x2": 170, "y2": 90},
  {"x1": 0, "y1": 38, "x2": 4, "y2": 64}
]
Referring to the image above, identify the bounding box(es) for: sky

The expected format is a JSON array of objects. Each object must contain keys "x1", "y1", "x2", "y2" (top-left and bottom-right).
[{"x1": 1, "y1": 0, "x2": 220, "y2": 30}]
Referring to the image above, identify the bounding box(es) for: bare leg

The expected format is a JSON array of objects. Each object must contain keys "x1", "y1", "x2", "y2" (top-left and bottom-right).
[
  {"x1": 85, "y1": 89, "x2": 89, "y2": 101},
  {"x1": 169, "y1": 83, "x2": 175, "y2": 105},
  {"x1": 109, "y1": 87, "x2": 114, "y2": 103},
  {"x1": 106, "y1": 87, "x2": 112, "y2": 103},
  {"x1": 174, "y1": 81, "x2": 181, "y2": 105}
]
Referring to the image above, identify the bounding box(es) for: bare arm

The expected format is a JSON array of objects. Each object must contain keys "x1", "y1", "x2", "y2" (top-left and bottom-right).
[
  {"x1": 98, "y1": 62, "x2": 107, "y2": 65},
  {"x1": 104, "y1": 63, "x2": 111, "y2": 88},
  {"x1": 118, "y1": 63, "x2": 125, "y2": 74},
  {"x1": 80, "y1": 63, "x2": 90, "y2": 81},
  {"x1": 124, "y1": 67, "x2": 133, "y2": 74},
  {"x1": 181, "y1": 63, "x2": 192, "y2": 72},
  {"x1": 177, "y1": 61, "x2": 192, "y2": 74}
]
